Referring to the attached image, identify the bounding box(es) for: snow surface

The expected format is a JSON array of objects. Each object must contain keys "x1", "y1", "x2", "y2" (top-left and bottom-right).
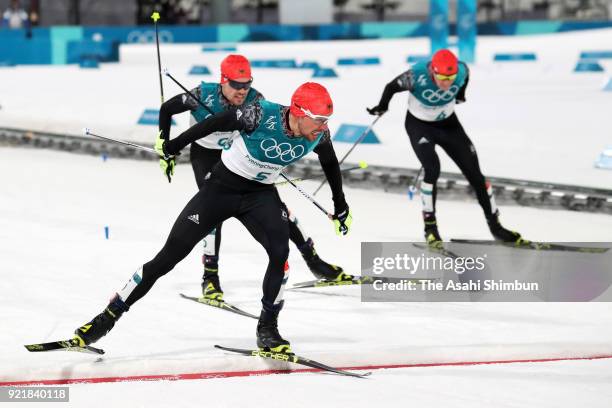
[
  {"x1": 1, "y1": 147, "x2": 611, "y2": 407},
  {"x1": 1, "y1": 28, "x2": 612, "y2": 407},
  {"x1": 0, "y1": 29, "x2": 612, "y2": 188}
]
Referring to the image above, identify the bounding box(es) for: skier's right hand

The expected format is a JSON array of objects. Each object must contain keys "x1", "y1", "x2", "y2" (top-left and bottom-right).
[
  {"x1": 366, "y1": 105, "x2": 387, "y2": 116},
  {"x1": 332, "y1": 206, "x2": 353, "y2": 236},
  {"x1": 159, "y1": 156, "x2": 176, "y2": 183},
  {"x1": 154, "y1": 131, "x2": 176, "y2": 183}
]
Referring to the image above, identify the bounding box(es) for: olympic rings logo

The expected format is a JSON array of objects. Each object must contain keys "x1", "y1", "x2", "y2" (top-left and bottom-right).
[
  {"x1": 126, "y1": 30, "x2": 174, "y2": 43},
  {"x1": 422, "y1": 85, "x2": 459, "y2": 103},
  {"x1": 260, "y1": 138, "x2": 305, "y2": 162}
]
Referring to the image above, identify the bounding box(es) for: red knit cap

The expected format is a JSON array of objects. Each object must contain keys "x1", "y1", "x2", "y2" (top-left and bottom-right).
[
  {"x1": 290, "y1": 82, "x2": 333, "y2": 118},
  {"x1": 431, "y1": 49, "x2": 458, "y2": 75},
  {"x1": 220, "y1": 54, "x2": 252, "y2": 83}
]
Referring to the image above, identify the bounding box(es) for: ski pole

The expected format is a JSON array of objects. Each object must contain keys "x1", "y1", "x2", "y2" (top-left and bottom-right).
[
  {"x1": 408, "y1": 166, "x2": 423, "y2": 200},
  {"x1": 163, "y1": 69, "x2": 215, "y2": 116},
  {"x1": 275, "y1": 161, "x2": 368, "y2": 186},
  {"x1": 279, "y1": 173, "x2": 333, "y2": 218},
  {"x1": 85, "y1": 128, "x2": 331, "y2": 218},
  {"x1": 83, "y1": 128, "x2": 159, "y2": 156},
  {"x1": 313, "y1": 114, "x2": 382, "y2": 195},
  {"x1": 151, "y1": 11, "x2": 164, "y2": 104}
]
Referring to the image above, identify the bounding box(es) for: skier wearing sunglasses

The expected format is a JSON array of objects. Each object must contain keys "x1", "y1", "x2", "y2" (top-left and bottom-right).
[
  {"x1": 156, "y1": 55, "x2": 351, "y2": 305},
  {"x1": 73, "y1": 82, "x2": 351, "y2": 353},
  {"x1": 368, "y1": 49, "x2": 522, "y2": 247}
]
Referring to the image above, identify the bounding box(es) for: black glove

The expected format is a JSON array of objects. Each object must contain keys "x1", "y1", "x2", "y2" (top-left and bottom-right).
[{"x1": 366, "y1": 105, "x2": 387, "y2": 116}]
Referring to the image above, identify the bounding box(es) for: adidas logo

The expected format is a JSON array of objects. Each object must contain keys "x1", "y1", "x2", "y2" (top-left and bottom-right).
[
  {"x1": 418, "y1": 137, "x2": 429, "y2": 144},
  {"x1": 188, "y1": 214, "x2": 199, "y2": 224}
]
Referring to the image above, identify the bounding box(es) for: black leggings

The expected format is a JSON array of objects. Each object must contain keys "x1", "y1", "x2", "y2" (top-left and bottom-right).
[
  {"x1": 190, "y1": 143, "x2": 223, "y2": 257},
  {"x1": 405, "y1": 111, "x2": 493, "y2": 219},
  {"x1": 190, "y1": 143, "x2": 307, "y2": 263},
  {"x1": 125, "y1": 163, "x2": 290, "y2": 313}
]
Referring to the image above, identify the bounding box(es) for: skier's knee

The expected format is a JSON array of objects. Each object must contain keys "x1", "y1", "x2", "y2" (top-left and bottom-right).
[{"x1": 267, "y1": 241, "x2": 289, "y2": 266}]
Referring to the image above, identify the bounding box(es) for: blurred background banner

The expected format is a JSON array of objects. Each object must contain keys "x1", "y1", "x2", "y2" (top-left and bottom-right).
[
  {"x1": 1, "y1": 1, "x2": 612, "y2": 66},
  {"x1": 429, "y1": 0, "x2": 449, "y2": 54},
  {"x1": 457, "y1": 0, "x2": 476, "y2": 63}
]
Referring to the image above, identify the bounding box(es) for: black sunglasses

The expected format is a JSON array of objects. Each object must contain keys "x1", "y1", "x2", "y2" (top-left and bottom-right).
[{"x1": 227, "y1": 78, "x2": 253, "y2": 90}]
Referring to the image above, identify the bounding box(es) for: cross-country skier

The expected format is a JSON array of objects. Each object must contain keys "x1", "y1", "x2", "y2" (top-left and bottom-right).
[
  {"x1": 158, "y1": 55, "x2": 351, "y2": 303},
  {"x1": 74, "y1": 82, "x2": 352, "y2": 353},
  {"x1": 367, "y1": 49, "x2": 522, "y2": 246}
]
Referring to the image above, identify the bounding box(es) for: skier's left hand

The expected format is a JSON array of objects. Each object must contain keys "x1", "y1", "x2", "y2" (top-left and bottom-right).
[
  {"x1": 154, "y1": 131, "x2": 176, "y2": 183},
  {"x1": 332, "y1": 206, "x2": 353, "y2": 236},
  {"x1": 366, "y1": 105, "x2": 387, "y2": 116}
]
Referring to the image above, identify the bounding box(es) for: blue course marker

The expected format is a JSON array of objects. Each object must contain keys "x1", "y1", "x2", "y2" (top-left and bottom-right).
[
  {"x1": 300, "y1": 61, "x2": 320, "y2": 69},
  {"x1": 332, "y1": 124, "x2": 380, "y2": 144},
  {"x1": 574, "y1": 60, "x2": 604, "y2": 72},
  {"x1": 407, "y1": 55, "x2": 429, "y2": 63},
  {"x1": 580, "y1": 51, "x2": 612, "y2": 59},
  {"x1": 138, "y1": 109, "x2": 177, "y2": 126},
  {"x1": 493, "y1": 53, "x2": 537, "y2": 61},
  {"x1": 312, "y1": 67, "x2": 338, "y2": 78},
  {"x1": 250, "y1": 59, "x2": 297, "y2": 68},
  {"x1": 337, "y1": 57, "x2": 380, "y2": 66},
  {"x1": 189, "y1": 65, "x2": 211, "y2": 75}
]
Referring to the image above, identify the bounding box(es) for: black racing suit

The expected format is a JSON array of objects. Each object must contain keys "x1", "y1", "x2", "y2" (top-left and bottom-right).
[
  {"x1": 159, "y1": 86, "x2": 328, "y2": 275},
  {"x1": 129, "y1": 103, "x2": 346, "y2": 314},
  {"x1": 375, "y1": 69, "x2": 496, "y2": 222}
]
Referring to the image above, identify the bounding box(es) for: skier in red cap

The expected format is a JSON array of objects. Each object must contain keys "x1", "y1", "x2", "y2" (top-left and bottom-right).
[
  {"x1": 73, "y1": 82, "x2": 351, "y2": 353},
  {"x1": 156, "y1": 55, "x2": 349, "y2": 306},
  {"x1": 368, "y1": 49, "x2": 522, "y2": 246}
]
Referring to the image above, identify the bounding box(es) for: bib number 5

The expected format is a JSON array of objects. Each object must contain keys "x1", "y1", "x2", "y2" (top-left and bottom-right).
[{"x1": 253, "y1": 172, "x2": 271, "y2": 182}]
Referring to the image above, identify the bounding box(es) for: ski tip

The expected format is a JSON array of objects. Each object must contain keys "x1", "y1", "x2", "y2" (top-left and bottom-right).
[
  {"x1": 340, "y1": 370, "x2": 371, "y2": 379},
  {"x1": 85, "y1": 346, "x2": 105, "y2": 355}
]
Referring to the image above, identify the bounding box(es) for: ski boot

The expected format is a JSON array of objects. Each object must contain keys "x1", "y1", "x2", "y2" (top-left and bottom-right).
[
  {"x1": 299, "y1": 238, "x2": 352, "y2": 282},
  {"x1": 200, "y1": 255, "x2": 224, "y2": 301},
  {"x1": 488, "y1": 212, "x2": 524, "y2": 244},
  {"x1": 424, "y1": 213, "x2": 443, "y2": 249},
  {"x1": 74, "y1": 294, "x2": 129, "y2": 346},
  {"x1": 256, "y1": 307, "x2": 291, "y2": 354}
]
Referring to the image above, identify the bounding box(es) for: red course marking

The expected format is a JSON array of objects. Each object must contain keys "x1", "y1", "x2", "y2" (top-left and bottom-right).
[{"x1": 2, "y1": 354, "x2": 612, "y2": 386}]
